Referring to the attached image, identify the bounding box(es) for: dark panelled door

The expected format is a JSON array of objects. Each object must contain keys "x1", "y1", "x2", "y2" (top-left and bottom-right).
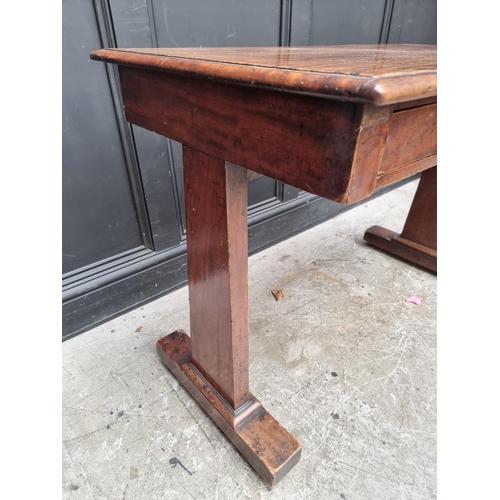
[{"x1": 62, "y1": 0, "x2": 149, "y2": 275}]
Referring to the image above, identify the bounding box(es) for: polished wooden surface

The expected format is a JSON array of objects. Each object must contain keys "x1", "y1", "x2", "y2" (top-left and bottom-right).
[
  {"x1": 90, "y1": 44, "x2": 437, "y2": 486},
  {"x1": 183, "y1": 147, "x2": 250, "y2": 409},
  {"x1": 157, "y1": 331, "x2": 301, "y2": 486},
  {"x1": 102, "y1": 59, "x2": 436, "y2": 204},
  {"x1": 91, "y1": 45, "x2": 436, "y2": 105},
  {"x1": 365, "y1": 166, "x2": 437, "y2": 271},
  {"x1": 379, "y1": 103, "x2": 437, "y2": 175},
  {"x1": 400, "y1": 166, "x2": 437, "y2": 249},
  {"x1": 117, "y1": 65, "x2": 365, "y2": 203}
]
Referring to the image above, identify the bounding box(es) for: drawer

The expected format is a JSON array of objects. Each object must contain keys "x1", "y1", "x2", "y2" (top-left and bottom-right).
[{"x1": 379, "y1": 103, "x2": 437, "y2": 174}]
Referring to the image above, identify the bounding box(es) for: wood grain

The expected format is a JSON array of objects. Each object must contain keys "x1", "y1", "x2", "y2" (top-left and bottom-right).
[
  {"x1": 157, "y1": 330, "x2": 302, "y2": 486},
  {"x1": 379, "y1": 103, "x2": 437, "y2": 174},
  {"x1": 400, "y1": 166, "x2": 437, "y2": 250},
  {"x1": 91, "y1": 45, "x2": 436, "y2": 105},
  {"x1": 347, "y1": 105, "x2": 392, "y2": 202},
  {"x1": 365, "y1": 166, "x2": 437, "y2": 271},
  {"x1": 375, "y1": 155, "x2": 436, "y2": 190},
  {"x1": 183, "y1": 146, "x2": 250, "y2": 409},
  {"x1": 118, "y1": 66, "x2": 365, "y2": 203}
]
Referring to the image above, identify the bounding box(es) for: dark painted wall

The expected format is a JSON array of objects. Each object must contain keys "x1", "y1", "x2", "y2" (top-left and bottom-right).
[{"x1": 62, "y1": 0, "x2": 437, "y2": 340}]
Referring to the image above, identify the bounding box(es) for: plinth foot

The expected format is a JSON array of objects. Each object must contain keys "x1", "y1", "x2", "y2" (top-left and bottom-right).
[
  {"x1": 364, "y1": 225, "x2": 437, "y2": 272},
  {"x1": 157, "y1": 330, "x2": 302, "y2": 486}
]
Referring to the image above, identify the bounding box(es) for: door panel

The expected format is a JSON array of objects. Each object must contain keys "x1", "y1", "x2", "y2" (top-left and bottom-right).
[
  {"x1": 291, "y1": 0, "x2": 388, "y2": 46},
  {"x1": 152, "y1": 0, "x2": 281, "y2": 48},
  {"x1": 62, "y1": 0, "x2": 145, "y2": 275},
  {"x1": 388, "y1": 0, "x2": 437, "y2": 44}
]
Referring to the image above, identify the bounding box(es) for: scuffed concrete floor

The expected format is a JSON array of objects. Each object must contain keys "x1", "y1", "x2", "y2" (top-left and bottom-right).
[{"x1": 62, "y1": 179, "x2": 436, "y2": 500}]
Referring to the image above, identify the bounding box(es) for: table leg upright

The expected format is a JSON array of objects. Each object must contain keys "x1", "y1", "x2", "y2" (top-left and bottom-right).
[
  {"x1": 156, "y1": 146, "x2": 301, "y2": 486},
  {"x1": 364, "y1": 166, "x2": 437, "y2": 272}
]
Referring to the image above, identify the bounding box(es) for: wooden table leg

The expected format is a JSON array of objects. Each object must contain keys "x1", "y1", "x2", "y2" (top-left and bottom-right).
[
  {"x1": 156, "y1": 146, "x2": 301, "y2": 486},
  {"x1": 364, "y1": 166, "x2": 437, "y2": 272}
]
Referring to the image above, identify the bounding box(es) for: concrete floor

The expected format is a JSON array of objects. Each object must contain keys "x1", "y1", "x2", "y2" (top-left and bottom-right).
[{"x1": 62, "y1": 179, "x2": 437, "y2": 500}]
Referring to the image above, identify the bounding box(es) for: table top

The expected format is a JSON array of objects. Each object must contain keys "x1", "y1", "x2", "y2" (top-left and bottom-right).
[{"x1": 91, "y1": 44, "x2": 436, "y2": 106}]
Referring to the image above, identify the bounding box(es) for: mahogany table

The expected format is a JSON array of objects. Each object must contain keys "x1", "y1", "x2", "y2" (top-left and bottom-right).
[{"x1": 91, "y1": 45, "x2": 437, "y2": 486}]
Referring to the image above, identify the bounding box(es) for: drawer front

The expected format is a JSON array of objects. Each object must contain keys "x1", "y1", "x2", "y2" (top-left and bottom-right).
[{"x1": 379, "y1": 103, "x2": 437, "y2": 174}]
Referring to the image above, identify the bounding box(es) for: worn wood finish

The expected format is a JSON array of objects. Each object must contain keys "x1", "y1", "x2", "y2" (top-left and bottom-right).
[
  {"x1": 365, "y1": 167, "x2": 437, "y2": 272},
  {"x1": 91, "y1": 45, "x2": 437, "y2": 204},
  {"x1": 111, "y1": 64, "x2": 436, "y2": 204},
  {"x1": 183, "y1": 146, "x2": 250, "y2": 409},
  {"x1": 393, "y1": 96, "x2": 437, "y2": 111},
  {"x1": 169, "y1": 146, "x2": 300, "y2": 484},
  {"x1": 157, "y1": 330, "x2": 301, "y2": 486},
  {"x1": 90, "y1": 45, "x2": 437, "y2": 485},
  {"x1": 379, "y1": 103, "x2": 437, "y2": 174},
  {"x1": 400, "y1": 167, "x2": 437, "y2": 248},
  {"x1": 347, "y1": 105, "x2": 392, "y2": 202},
  {"x1": 91, "y1": 45, "x2": 436, "y2": 105},
  {"x1": 116, "y1": 66, "x2": 365, "y2": 203},
  {"x1": 375, "y1": 154, "x2": 436, "y2": 190}
]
